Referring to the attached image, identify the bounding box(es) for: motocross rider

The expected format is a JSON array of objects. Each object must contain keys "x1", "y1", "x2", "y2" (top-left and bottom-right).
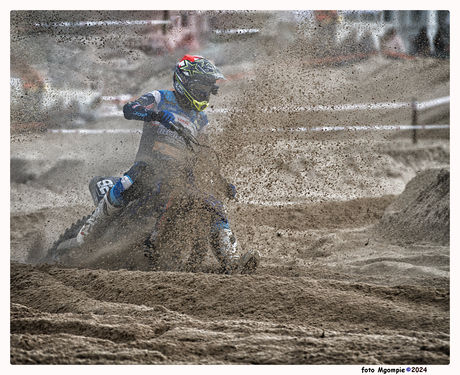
[{"x1": 76, "y1": 54, "x2": 260, "y2": 274}]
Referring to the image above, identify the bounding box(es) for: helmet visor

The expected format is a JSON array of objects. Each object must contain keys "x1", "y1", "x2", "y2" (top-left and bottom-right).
[{"x1": 188, "y1": 80, "x2": 215, "y2": 101}]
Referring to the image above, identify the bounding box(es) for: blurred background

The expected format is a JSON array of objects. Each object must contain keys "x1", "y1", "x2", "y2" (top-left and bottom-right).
[{"x1": 10, "y1": 10, "x2": 450, "y2": 129}]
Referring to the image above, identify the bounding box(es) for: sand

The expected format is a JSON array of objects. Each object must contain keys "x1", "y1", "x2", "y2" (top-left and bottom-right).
[{"x1": 10, "y1": 20, "x2": 451, "y2": 366}]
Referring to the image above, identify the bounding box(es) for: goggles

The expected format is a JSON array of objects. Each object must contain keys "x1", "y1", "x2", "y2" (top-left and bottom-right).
[
  {"x1": 178, "y1": 78, "x2": 214, "y2": 111},
  {"x1": 174, "y1": 71, "x2": 220, "y2": 111},
  {"x1": 188, "y1": 80, "x2": 215, "y2": 101}
]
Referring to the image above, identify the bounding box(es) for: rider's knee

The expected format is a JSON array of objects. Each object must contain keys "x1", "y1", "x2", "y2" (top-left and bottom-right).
[
  {"x1": 210, "y1": 218, "x2": 236, "y2": 247},
  {"x1": 210, "y1": 217, "x2": 230, "y2": 235},
  {"x1": 110, "y1": 162, "x2": 156, "y2": 205}
]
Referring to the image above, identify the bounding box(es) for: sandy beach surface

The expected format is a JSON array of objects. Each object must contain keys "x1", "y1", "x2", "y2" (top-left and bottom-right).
[{"x1": 10, "y1": 25, "x2": 451, "y2": 366}]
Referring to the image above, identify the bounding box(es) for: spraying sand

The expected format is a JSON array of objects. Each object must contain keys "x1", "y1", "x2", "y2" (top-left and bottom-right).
[{"x1": 10, "y1": 22, "x2": 450, "y2": 365}]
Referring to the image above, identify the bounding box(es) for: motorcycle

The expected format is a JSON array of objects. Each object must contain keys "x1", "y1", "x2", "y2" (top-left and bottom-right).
[{"x1": 43, "y1": 122, "x2": 249, "y2": 273}]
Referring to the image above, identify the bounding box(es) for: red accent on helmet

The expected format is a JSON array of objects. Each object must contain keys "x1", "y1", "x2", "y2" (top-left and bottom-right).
[{"x1": 180, "y1": 54, "x2": 203, "y2": 63}]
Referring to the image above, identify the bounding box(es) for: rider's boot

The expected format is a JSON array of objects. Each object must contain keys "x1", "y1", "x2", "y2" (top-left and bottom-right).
[
  {"x1": 238, "y1": 249, "x2": 261, "y2": 275},
  {"x1": 210, "y1": 225, "x2": 260, "y2": 275},
  {"x1": 76, "y1": 193, "x2": 121, "y2": 245}
]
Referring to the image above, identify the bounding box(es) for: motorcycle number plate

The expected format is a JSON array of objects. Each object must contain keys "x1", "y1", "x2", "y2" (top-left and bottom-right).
[
  {"x1": 97, "y1": 179, "x2": 115, "y2": 195},
  {"x1": 89, "y1": 176, "x2": 120, "y2": 206}
]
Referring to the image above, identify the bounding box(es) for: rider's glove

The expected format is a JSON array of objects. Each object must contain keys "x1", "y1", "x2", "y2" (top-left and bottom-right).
[
  {"x1": 226, "y1": 183, "x2": 237, "y2": 199},
  {"x1": 152, "y1": 110, "x2": 175, "y2": 129}
]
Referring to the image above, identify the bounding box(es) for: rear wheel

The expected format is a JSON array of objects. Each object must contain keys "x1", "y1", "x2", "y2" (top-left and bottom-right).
[{"x1": 44, "y1": 215, "x2": 90, "y2": 263}]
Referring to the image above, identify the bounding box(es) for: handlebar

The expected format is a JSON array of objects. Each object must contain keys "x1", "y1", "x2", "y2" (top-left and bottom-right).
[
  {"x1": 168, "y1": 121, "x2": 192, "y2": 139},
  {"x1": 167, "y1": 120, "x2": 182, "y2": 133},
  {"x1": 168, "y1": 120, "x2": 222, "y2": 169},
  {"x1": 168, "y1": 121, "x2": 200, "y2": 151}
]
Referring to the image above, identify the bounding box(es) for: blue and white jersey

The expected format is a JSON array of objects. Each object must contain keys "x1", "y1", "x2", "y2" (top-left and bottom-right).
[{"x1": 124, "y1": 90, "x2": 209, "y2": 165}]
